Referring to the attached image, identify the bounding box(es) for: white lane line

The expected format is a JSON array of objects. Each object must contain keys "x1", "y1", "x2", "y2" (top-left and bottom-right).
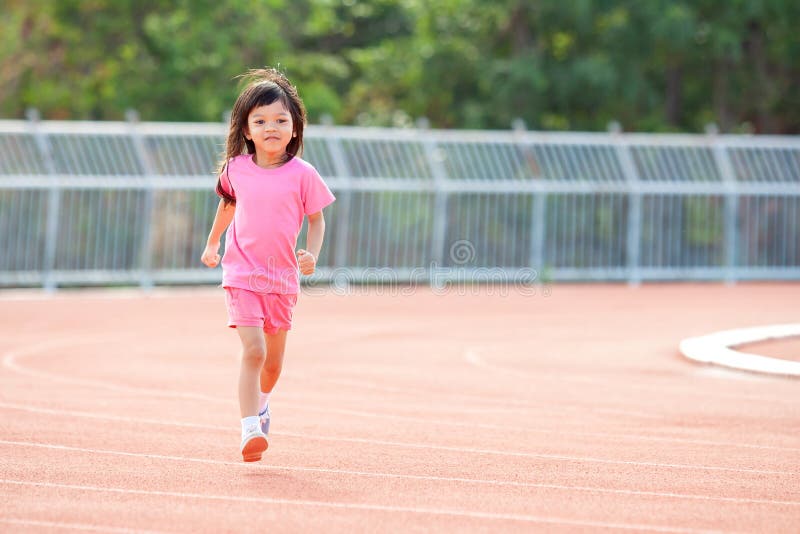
[
  {"x1": 680, "y1": 324, "x2": 800, "y2": 377},
  {"x1": 0, "y1": 518, "x2": 168, "y2": 534},
  {"x1": 2, "y1": 439, "x2": 798, "y2": 507},
  {"x1": 0, "y1": 338, "x2": 595, "y2": 418},
  {"x1": 290, "y1": 404, "x2": 800, "y2": 455},
  {"x1": 0, "y1": 342, "x2": 618, "y2": 422},
  {"x1": 0, "y1": 403, "x2": 795, "y2": 477},
  {"x1": 464, "y1": 348, "x2": 798, "y2": 405},
  {"x1": 3, "y1": 340, "x2": 797, "y2": 453},
  {"x1": 276, "y1": 429, "x2": 796, "y2": 476},
  {"x1": 3, "y1": 340, "x2": 798, "y2": 471},
  {"x1": 0, "y1": 479, "x2": 725, "y2": 533},
  {"x1": 2, "y1": 364, "x2": 800, "y2": 457},
  {"x1": 0, "y1": 287, "x2": 220, "y2": 302},
  {"x1": 3, "y1": 340, "x2": 800, "y2": 455},
  {"x1": 2, "y1": 344, "x2": 514, "y2": 416},
  {"x1": 1, "y1": 338, "x2": 230, "y2": 404},
  {"x1": 272, "y1": 382, "x2": 528, "y2": 415},
  {"x1": 310, "y1": 376, "x2": 667, "y2": 421}
]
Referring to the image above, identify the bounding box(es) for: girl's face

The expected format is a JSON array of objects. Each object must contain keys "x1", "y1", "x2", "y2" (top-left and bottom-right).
[{"x1": 244, "y1": 100, "x2": 294, "y2": 161}]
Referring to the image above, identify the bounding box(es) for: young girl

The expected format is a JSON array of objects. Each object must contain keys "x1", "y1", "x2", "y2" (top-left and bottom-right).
[{"x1": 201, "y1": 68, "x2": 335, "y2": 462}]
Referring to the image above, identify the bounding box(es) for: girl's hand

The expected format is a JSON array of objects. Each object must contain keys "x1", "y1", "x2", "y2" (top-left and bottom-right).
[
  {"x1": 201, "y1": 242, "x2": 221, "y2": 268},
  {"x1": 296, "y1": 249, "x2": 316, "y2": 275}
]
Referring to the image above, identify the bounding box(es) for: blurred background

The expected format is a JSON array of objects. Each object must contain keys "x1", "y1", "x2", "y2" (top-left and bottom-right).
[
  {"x1": 1, "y1": 0, "x2": 798, "y2": 290},
  {"x1": 3, "y1": 0, "x2": 799, "y2": 132}
]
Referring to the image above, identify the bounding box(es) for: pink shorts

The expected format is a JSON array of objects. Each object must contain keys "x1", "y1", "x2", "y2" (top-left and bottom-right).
[{"x1": 224, "y1": 287, "x2": 298, "y2": 334}]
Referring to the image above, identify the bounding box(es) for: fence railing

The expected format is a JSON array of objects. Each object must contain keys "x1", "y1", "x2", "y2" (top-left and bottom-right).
[{"x1": 1, "y1": 117, "x2": 798, "y2": 290}]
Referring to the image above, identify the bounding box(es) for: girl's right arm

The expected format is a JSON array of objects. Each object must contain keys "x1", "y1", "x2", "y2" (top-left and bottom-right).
[{"x1": 200, "y1": 199, "x2": 235, "y2": 268}]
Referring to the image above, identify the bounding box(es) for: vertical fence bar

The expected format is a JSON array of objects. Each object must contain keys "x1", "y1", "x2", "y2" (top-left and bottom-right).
[
  {"x1": 127, "y1": 110, "x2": 155, "y2": 290},
  {"x1": 423, "y1": 127, "x2": 449, "y2": 279},
  {"x1": 324, "y1": 120, "x2": 353, "y2": 270},
  {"x1": 710, "y1": 135, "x2": 740, "y2": 284},
  {"x1": 28, "y1": 109, "x2": 61, "y2": 292},
  {"x1": 612, "y1": 131, "x2": 643, "y2": 285},
  {"x1": 522, "y1": 139, "x2": 546, "y2": 282}
]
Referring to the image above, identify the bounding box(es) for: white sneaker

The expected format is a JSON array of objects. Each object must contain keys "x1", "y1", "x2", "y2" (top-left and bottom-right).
[
  {"x1": 259, "y1": 403, "x2": 271, "y2": 435},
  {"x1": 240, "y1": 426, "x2": 268, "y2": 462}
]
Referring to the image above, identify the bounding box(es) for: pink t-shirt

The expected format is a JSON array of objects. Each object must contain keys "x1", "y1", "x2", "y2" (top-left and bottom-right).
[{"x1": 218, "y1": 154, "x2": 335, "y2": 294}]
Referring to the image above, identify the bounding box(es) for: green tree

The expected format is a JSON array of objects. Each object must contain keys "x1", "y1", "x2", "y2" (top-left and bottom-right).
[{"x1": 2, "y1": 0, "x2": 799, "y2": 133}]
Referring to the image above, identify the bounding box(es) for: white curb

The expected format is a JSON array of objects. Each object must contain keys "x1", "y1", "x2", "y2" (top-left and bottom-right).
[{"x1": 679, "y1": 324, "x2": 800, "y2": 377}]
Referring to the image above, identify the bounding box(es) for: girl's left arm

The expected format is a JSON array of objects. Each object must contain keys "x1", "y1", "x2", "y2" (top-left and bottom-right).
[
  {"x1": 305, "y1": 211, "x2": 326, "y2": 259},
  {"x1": 297, "y1": 211, "x2": 326, "y2": 274}
]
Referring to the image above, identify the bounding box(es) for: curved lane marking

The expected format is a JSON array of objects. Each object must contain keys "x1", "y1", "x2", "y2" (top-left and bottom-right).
[{"x1": 680, "y1": 324, "x2": 800, "y2": 377}]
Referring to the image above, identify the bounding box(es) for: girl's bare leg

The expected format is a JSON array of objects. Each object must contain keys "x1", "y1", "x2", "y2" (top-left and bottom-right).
[
  {"x1": 260, "y1": 329, "x2": 288, "y2": 394},
  {"x1": 236, "y1": 326, "x2": 266, "y2": 418}
]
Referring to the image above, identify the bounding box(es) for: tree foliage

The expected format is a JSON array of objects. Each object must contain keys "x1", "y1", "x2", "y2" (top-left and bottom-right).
[{"x1": 2, "y1": 0, "x2": 798, "y2": 132}]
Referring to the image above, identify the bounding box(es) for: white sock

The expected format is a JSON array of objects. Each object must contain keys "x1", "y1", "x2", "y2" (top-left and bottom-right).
[
  {"x1": 259, "y1": 391, "x2": 271, "y2": 414},
  {"x1": 241, "y1": 416, "x2": 260, "y2": 440}
]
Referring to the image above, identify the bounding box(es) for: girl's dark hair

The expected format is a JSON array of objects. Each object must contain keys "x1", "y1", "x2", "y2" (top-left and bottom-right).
[{"x1": 216, "y1": 67, "x2": 307, "y2": 205}]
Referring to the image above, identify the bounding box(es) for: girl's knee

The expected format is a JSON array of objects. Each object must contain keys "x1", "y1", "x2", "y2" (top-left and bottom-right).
[
  {"x1": 241, "y1": 345, "x2": 266, "y2": 366},
  {"x1": 263, "y1": 360, "x2": 282, "y2": 376}
]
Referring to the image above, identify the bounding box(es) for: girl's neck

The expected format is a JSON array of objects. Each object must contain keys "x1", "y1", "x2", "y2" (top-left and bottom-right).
[{"x1": 253, "y1": 151, "x2": 290, "y2": 169}]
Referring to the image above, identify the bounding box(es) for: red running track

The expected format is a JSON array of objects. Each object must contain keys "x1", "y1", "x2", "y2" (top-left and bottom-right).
[
  {"x1": 738, "y1": 337, "x2": 800, "y2": 363},
  {"x1": 1, "y1": 283, "x2": 798, "y2": 533}
]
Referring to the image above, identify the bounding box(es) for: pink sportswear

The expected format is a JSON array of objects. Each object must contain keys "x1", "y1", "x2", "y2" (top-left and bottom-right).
[{"x1": 218, "y1": 154, "x2": 335, "y2": 295}]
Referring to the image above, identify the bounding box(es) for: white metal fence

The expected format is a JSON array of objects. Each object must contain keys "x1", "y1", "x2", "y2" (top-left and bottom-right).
[{"x1": 1, "y1": 117, "x2": 798, "y2": 289}]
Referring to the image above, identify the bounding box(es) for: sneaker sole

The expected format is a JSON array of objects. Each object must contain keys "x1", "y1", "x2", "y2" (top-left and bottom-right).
[{"x1": 241, "y1": 435, "x2": 268, "y2": 462}]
